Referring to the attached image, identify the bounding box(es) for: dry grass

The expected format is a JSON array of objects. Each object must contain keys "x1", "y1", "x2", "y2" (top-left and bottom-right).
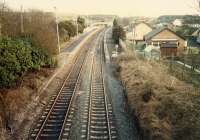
[
  {"x1": 115, "y1": 52, "x2": 200, "y2": 140},
  {"x1": 0, "y1": 68, "x2": 54, "y2": 139}
]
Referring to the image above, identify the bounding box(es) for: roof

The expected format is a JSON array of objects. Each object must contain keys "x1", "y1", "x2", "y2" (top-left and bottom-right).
[
  {"x1": 134, "y1": 21, "x2": 153, "y2": 29},
  {"x1": 144, "y1": 27, "x2": 185, "y2": 41},
  {"x1": 192, "y1": 28, "x2": 200, "y2": 36}
]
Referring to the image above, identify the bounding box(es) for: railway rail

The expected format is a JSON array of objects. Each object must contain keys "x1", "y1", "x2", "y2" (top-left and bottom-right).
[
  {"x1": 86, "y1": 34, "x2": 118, "y2": 140},
  {"x1": 29, "y1": 32, "x2": 97, "y2": 140},
  {"x1": 29, "y1": 29, "x2": 118, "y2": 140}
]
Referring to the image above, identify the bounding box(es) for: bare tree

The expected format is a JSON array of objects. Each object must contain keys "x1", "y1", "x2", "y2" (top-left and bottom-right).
[{"x1": 0, "y1": 8, "x2": 59, "y2": 54}]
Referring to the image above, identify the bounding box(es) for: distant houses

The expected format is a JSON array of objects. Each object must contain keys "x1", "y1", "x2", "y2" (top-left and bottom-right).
[
  {"x1": 124, "y1": 20, "x2": 194, "y2": 57},
  {"x1": 123, "y1": 15, "x2": 200, "y2": 58},
  {"x1": 172, "y1": 18, "x2": 200, "y2": 28}
]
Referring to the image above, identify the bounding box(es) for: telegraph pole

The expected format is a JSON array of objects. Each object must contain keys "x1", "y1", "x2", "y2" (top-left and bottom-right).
[
  {"x1": 76, "y1": 16, "x2": 79, "y2": 37},
  {"x1": 2, "y1": 0, "x2": 5, "y2": 11},
  {"x1": 0, "y1": 0, "x2": 6, "y2": 36},
  {"x1": 54, "y1": 6, "x2": 60, "y2": 54},
  {"x1": 20, "y1": 5, "x2": 24, "y2": 34}
]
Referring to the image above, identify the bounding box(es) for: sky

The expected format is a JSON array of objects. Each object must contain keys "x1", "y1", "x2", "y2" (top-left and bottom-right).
[{"x1": 4, "y1": 0, "x2": 199, "y2": 17}]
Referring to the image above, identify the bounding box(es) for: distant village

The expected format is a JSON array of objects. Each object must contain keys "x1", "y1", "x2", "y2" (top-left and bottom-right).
[{"x1": 123, "y1": 15, "x2": 200, "y2": 58}]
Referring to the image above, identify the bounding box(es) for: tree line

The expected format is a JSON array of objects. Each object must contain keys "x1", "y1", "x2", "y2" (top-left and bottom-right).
[{"x1": 59, "y1": 16, "x2": 86, "y2": 42}]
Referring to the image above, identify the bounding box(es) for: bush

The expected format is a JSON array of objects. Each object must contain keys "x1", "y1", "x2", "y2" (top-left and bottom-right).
[
  {"x1": 59, "y1": 20, "x2": 77, "y2": 41},
  {"x1": 31, "y1": 46, "x2": 53, "y2": 69},
  {"x1": 0, "y1": 37, "x2": 54, "y2": 87}
]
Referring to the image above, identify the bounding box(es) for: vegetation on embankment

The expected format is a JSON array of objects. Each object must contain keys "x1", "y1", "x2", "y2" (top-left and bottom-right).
[
  {"x1": 0, "y1": 37, "x2": 55, "y2": 88},
  {"x1": 0, "y1": 37, "x2": 55, "y2": 139},
  {"x1": 115, "y1": 52, "x2": 200, "y2": 140},
  {"x1": 0, "y1": 2, "x2": 86, "y2": 139}
]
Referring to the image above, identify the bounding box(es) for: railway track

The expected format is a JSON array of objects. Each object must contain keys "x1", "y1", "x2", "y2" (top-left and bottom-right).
[
  {"x1": 29, "y1": 32, "x2": 98, "y2": 140},
  {"x1": 29, "y1": 29, "x2": 118, "y2": 140},
  {"x1": 86, "y1": 34, "x2": 118, "y2": 140}
]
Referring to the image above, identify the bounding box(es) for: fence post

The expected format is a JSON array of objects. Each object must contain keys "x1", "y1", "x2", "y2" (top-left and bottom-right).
[
  {"x1": 182, "y1": 55, "x2": 185, "y2": 80},
  {"x1": 170, "y1": 54, "x2": 173, "y2": 72}
]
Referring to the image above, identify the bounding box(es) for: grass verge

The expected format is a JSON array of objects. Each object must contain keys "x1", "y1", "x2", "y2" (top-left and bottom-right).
[{"x1": 114, "y1": 52, "x2": 200, "y2": 140}]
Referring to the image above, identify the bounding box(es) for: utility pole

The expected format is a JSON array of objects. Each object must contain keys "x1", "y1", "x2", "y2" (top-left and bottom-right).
[
  {"x1": 0, "y1": 0, "x2": 6, "y2": 36},
  {"x1": 76, "y1": 16, "x2": 79, "y2": 37},
  {"x1": 2, "y1": 0, "x2": 5, "y2": 12},
  {"x1": 20, "y1": 5, "x2": 24, "y2": 34},
  {"x1": 54, "y1": 6, "x2": 60, "y2": 54}
]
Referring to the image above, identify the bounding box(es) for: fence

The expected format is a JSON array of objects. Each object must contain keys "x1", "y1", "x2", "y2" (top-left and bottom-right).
[
  {"x1": 163, "y1": 55, "x2": 200, "y2": 87},
  {"x1": 119, "y1": 39, "x2": 127, "y2": 51},
  {"x1": 134, "y1": 48, "x2": 200, "y2": 87}
]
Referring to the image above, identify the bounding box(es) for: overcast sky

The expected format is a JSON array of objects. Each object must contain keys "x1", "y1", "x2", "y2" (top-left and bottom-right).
[{"x1": 4, "y1": 0, "x2": 199, "y2": 17}]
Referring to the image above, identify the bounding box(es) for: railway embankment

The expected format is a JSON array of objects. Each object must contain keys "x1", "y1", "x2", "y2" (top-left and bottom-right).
[
  {"x1": 113, "y1": 52, "x2": 200, "y2": 140},
  {"x1": 0, "y1": 29, "x2": 100, "y2": 139}
]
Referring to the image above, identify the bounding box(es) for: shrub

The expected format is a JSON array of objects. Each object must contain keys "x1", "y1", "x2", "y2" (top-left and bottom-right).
[
  {"x1": 0, "y1": 37, "x2": 54, "y2": 87},
  {"x1": 31, "y1": 46, "x2": 53, "y2": 70}
]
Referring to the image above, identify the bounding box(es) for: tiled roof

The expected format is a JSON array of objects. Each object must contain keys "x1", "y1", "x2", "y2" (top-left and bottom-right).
[{"x1": 144, "y1": 27, "x2": 185, "y2": 41}]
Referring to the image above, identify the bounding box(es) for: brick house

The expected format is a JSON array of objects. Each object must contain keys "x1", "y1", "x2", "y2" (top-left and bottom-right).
[{"x1": 144, "y1": 27, "x2": 187, "y2": 57}]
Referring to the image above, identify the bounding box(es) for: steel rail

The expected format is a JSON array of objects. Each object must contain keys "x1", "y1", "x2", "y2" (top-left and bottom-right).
[
  {"x1": 86, "y1": 32, "x2": 114, "y2": 140},
  {"x1": 58, "y1": 36, "x2": 97, "y2": 140},
  {"x1": 30, "y1": 34, "x2": 94, "y2": 140}
]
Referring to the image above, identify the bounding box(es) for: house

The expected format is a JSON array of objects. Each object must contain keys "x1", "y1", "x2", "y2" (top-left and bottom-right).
[
  {"x1": 172, "y1": 19, "x2": 183, "y2": 27},
  {"x1": 187, "y1": 36, "x2": 200, "y2": 51},
  {"x1": 126, "y1": 22, "x2": 153, "y2": 44},
  {"x1": 191, "y1": 28, "x2": 200, "y2": 44},
  {"x1": 188, "y1": 24, "x2": 200, "y2": 28},
  {"x1": 187, "y1": 30, "x2": 200, "y2": 54},
  {"x1": 191, "y1": 28, "x2": 200, "y2": 43},
  {"x1": 191, "y1": 28, "x2": 200, "y2": 37},
  {"x1": 144, "y1": 27, "x2": 187, "y2": 57}
]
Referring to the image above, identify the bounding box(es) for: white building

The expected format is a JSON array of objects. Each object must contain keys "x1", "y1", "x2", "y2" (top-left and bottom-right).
[{"x1": 172, "y1": 19, "x2": 183, "y2": 27}]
